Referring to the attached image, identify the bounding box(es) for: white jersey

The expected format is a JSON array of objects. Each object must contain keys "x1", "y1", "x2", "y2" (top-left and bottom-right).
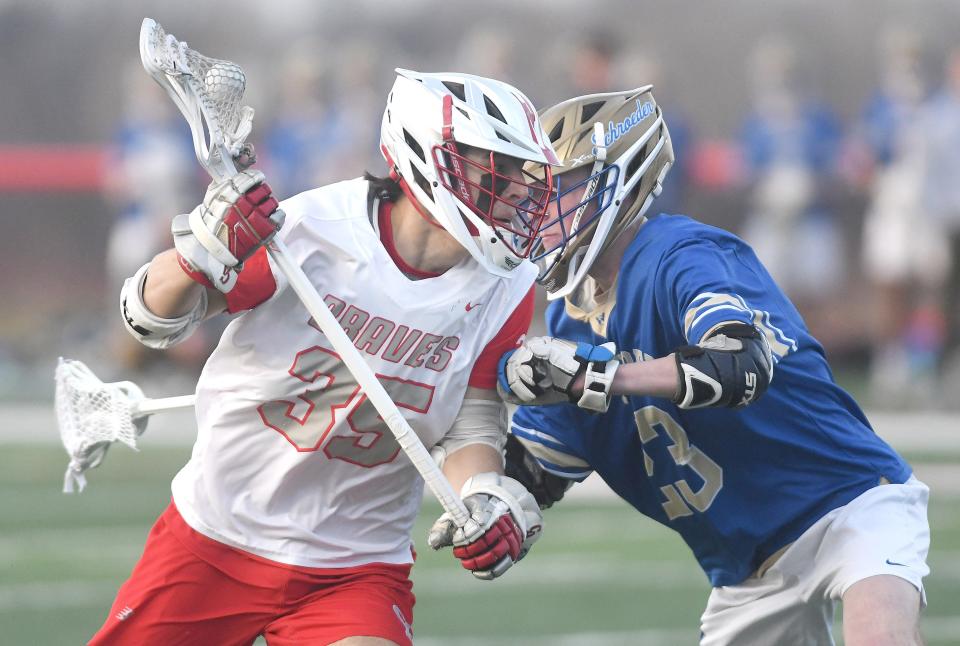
[{"x1": 172, "y1": 178, "x2": 535, "y2": 568}]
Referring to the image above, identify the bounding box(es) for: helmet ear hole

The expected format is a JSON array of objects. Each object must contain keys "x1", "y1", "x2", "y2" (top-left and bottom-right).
[
  {"x1": 403, "y1": 129, "x2": 426, "y2": 163},
  {"x1": 442, "y1": 81, "x2": 466, "y2": 101},
  {"x1": 579, "y1": 101, "x2": 604, "y2": 124},
  {"x1": 484, "y1": 94, "x2": 507, "y2": 123},
  {"x1": 548, "y1": 119, "x2": 565, "y2": 143},
  {"x1": 625, "y1": 141, "x2": 650, "y2": 178},
  {"x1": 409, "y1": 165, "x2": 433, "y2": 198},
  {"x1": 622, "y1": 182, "x2": 642, "y2": 215}
]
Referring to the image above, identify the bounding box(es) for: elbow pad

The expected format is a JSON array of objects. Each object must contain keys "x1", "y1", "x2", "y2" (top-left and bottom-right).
[
  {"x1": 431, "y1": 399, "x2": 507, "y2": 469},
  {"x1": 120, "y1": 262, "x2": 208, "y2": 350},
  {"x1": 673, "y1": 323, "x2": 773, "y2": 409}
]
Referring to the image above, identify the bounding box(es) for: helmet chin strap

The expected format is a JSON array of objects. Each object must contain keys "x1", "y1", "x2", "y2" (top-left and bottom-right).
[
  {"x1": 440, "y1": 95, "x2": 473, "y2": 207},
  {"x1": 438, "y1": 94, "x2": 484, "y2": 236}
]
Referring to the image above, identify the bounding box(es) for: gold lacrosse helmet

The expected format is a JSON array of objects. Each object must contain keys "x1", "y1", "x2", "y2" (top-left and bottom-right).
[{"x1": 531, "y1": 86, "x2": 674, "y2": 299}]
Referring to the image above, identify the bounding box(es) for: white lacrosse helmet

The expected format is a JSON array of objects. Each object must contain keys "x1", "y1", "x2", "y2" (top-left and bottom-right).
[
  {"x1": 532, "y1": 86, "x2": 674, "y2": 299},
  {"x1": 380, "y1": 68, "x2": 559, "y2": 276}
]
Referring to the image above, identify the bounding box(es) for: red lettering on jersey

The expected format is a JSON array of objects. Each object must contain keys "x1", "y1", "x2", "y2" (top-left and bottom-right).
[
  {"x1": 339, "y1": 304, "x2": 370, "y2": 341},
  {"x1": 354, "y1": 317, "x2": 396, "y2": 356},
  {"x1": 304, "y1": 295, "x2": 463, "y2": 373},
  {"x1": 425, "y1": 336, "x2": 459, "y2": 372},
  {"x1": 405, "y1": 333, "x2": 443, "y2": 368},
  {"x1": 382, "y1": 326, "x2": 423, "y2": 363}
]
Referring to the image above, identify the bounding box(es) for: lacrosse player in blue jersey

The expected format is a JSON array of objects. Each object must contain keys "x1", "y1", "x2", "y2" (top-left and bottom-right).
[{"x1": 497, "y1": 87, "x2": 930, "y2": 646}]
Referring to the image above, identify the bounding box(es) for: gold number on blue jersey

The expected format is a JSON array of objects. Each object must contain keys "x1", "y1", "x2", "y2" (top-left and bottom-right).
[{"x1": 633, "y1": 405, "x2": 723, "y2": 521}]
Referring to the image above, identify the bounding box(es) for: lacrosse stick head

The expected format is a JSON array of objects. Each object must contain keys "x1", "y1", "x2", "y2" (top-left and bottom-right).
[
  {"x1": 139, "y1": 17, "x2": 254, "y2": 182},
  {"x1": 55, "y1": 358, "x2": 147, "y2": 492}
]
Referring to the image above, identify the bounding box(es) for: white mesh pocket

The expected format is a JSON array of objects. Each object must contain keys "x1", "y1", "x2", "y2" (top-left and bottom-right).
[
  {"x1": 55, "y1": 359, "x2": 145, "y2": 492},
  {"x1": 140, "y1": 18, "x2": 253, "y2": 176},
  {"x1": 55, "y1": 359, "x2": 140, "y2": 452},
  {"x1": 184, "y1": 48, "x2": 246, "y2": 135}
]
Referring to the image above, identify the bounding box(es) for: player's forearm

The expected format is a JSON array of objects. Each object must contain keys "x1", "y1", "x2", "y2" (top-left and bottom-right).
[
  {"x1": 442, "y1": 443, "x2": 504, "y2": 493},
  {"x1": 573, "y1": 354, "x2": 679, "y2": 400},
  {"x1": 611, "y1": 355, "x2": 679, "y2": 399},
  {"x1": 143, "y1": 249, "x2": 223, "y2": 318}
]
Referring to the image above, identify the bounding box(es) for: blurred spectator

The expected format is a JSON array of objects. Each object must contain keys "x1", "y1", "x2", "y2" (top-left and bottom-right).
[
  {"x1": 454, "y1": 27, "x2": 516, "y2": 80},
  {"x1": 326, "y1": 39, "x2": 383, "y2": 179},
  {"x1": 101, "y1": 64, "x2": 209, "y2": 377},
  {"x1": 917, "y1": 47, "x2": 960, "y2": 399},
  {"x1": 615, "y1": 49, "x2": 694, "y2": 216},
  {"x1": 737, "y1": 36, "x2": 844, "y2": 316},
  {"x1": 260, "y1": 43, "x2": 341, "y2": 197},
  {"x1": 262, "y1": 39, "x2": 383, "y2": 196},
  {"x1": 569, "y1": 31, "x2": 619, "y2": 94},
  {"x1": 858, "y1": 29, "x2": 949, "y2": 406}
]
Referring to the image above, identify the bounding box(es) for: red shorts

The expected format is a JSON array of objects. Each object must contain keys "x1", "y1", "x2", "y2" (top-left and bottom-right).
[{"x1": 89, "y1": 502, "x2": 415, "y2": 646}]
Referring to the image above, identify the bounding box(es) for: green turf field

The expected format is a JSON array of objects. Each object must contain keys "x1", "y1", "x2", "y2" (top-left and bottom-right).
[{"x1": 3, "y1": 444, "x2": 957, "y2": 645}]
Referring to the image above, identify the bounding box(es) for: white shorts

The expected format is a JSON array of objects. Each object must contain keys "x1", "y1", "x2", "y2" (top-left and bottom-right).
[{"x1": 699, "y1": 477, "x2": 930, "y2": 646}]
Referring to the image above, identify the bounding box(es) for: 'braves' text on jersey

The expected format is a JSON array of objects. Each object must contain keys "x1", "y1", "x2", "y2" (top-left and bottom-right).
[
  {"x1": 511, "y1": 214, "x2": 910, "y2": 586},
  {"x1": 173, "y1": 178, "x2": 535, "y2": 569}
]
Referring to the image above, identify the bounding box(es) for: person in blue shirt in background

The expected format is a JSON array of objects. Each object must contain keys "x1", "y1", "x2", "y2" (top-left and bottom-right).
[
  {"x1": 497, "y1": 86, "x2": 930, "y2": 646},
  {"x1": 736, "y1": 37, "x2": 845, "y2": 314}
]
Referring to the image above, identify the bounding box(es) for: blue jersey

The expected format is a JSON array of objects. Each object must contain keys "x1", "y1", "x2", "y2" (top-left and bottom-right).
[{"x1": 511, "y1": 214, "x2": 911, "y2": 587}]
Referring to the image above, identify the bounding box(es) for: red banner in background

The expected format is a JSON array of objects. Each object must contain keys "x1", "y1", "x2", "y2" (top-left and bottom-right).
[{"x1": 0, "y1": 145, "x2": 106, "y2": 192}]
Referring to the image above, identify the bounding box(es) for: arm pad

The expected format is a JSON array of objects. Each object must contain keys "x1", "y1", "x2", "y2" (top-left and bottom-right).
[
  {"x1": 673, "y1": 323, "x2": 773, "y2": 409},
  {"x1": 120, "y1": 262, "x2": 208, "y2": 350},
  {"x1": 431, "y1": 399, "x2": 507, "y2": 469}
]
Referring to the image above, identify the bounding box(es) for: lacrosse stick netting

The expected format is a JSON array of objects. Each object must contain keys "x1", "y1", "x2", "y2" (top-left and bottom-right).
[
  {"x1": 140, "y1": 18, "x2": 253, "y2": 183},
  {"x1": 138, "y1": 18, "x2": 471, "y2": 526},
  {"x1": 55, "y1": 358, "x2": 195, "y2": 493}
]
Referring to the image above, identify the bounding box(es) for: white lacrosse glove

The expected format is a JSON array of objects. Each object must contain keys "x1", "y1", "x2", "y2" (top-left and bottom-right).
[
  {"x1": 173, "y1": 169, "x2": 285, "y2": 293},
  {"x1": 427, "y1": 473, "x2": 543, "y2": 581},
  {"x1": 497, "y1": 337, "x2": 620, "y2": 413}
]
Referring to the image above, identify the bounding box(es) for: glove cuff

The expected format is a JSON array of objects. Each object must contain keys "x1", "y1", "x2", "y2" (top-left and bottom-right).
[
  {"x1": 496, "y1": 348, "x2": 518, "y2": 395},
  {"x1": 173, "y1": 213, "x2": 238, "y2": 293},
  {"x1": 460, "y1": 472, "x2": 534, "y2": 537},
  {"x1": 574, "y1": 342, "x2": 619, "y2": 413}
]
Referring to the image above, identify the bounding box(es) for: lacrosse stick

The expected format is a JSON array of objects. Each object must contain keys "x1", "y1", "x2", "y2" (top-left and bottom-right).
[
  {"x1": 55, "y1": 358, "x2": 195, "y2": 493},
  {"x1": 139, "y1": 18, "x2": 470, "y2": 526}
]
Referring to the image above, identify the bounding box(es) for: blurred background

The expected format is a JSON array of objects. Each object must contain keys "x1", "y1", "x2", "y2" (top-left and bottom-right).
[{"x1": 2, "y1": 0, "x2": 960, "y2": 643}]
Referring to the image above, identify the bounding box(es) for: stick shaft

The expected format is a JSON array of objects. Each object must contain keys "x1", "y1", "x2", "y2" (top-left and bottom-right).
[{"x1": 133, "y1": 394, "x2": 197, "y2": 416}]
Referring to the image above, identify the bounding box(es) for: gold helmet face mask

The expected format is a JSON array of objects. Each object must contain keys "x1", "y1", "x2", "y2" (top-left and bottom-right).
[{"x1": 529, "y1": 86, "x2": 675, "y2": 299}]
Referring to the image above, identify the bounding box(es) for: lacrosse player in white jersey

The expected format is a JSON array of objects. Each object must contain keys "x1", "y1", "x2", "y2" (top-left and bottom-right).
[{"x1": 91, "y1": 69, "x2": 558, "y2": 646}]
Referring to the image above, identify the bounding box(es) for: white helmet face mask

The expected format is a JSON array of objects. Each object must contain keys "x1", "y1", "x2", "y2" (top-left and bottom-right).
[
  {"x1": 531, "y1": 87, "x2": 675, "y2": 299},
  {"x1": 380, "y1": 68, "x2": 560, "y2": 276}
]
